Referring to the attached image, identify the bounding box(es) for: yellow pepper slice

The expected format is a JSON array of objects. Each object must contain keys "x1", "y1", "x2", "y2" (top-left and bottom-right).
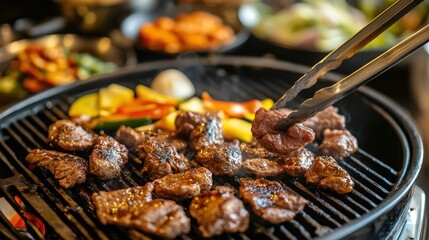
[
  {"x1": 68, "y1": 92, "x2": 99, "y2": 117},
  {"x1": 99, "y1": 84, "x2": 134, "y2": 116},
  {"x1": 222, "y1": 118, "x2": 253, "y2": 143},
  {"x1": 154, "y1": 110, "x2": 181, "y2": 131},
  {"x1": 179, "y1": 97, "x2": 205, "y2": 113},
  {"x1": 136, "y1": 85, "x2": 179, "y2": 105},
  {"x1": 261, "y1": 98, "x2": 274, "y2": 109}
]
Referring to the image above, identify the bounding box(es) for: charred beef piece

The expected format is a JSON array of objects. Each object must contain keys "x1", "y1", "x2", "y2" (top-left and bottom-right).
[
  {"x1": 281, "y1": 106, "x2": 346, "y2": 138},
  {"x1": 116, "y1": 126, "x2": 187, "y2": 152},
  {"x1": 195, "y1": 140, "x2": 242, "y2": 176},
  {"x1": 93, "y1": 184, "x2": 189, "y2": 239},
  {"x1": 252, "y1": 108, "x2": 315, "y2": 157},
  {"x1": 241, "y1": 148, "x2": 315, "y2": 177},
  {"x1": 189, "y1": 186, "x2": 249, "y2": 238},
  {"x1": 115, "y1": 125, "x2": 145, "y2": 150},
  {"x1": 240, "y1": 141, "x2": 272, "y2": 160},
  {"x1": 239, "y1": 178, "x2": 308, "y2": 224},
  {"x1": 305, "y1": 156, "x2": 354, "y2": 194},
  {"x1": 154, "y1": 167, "x2": 213, "y2": 200},
  {"x1": 319, "y1": 129, "x2": 358, "y2": 160},
  {"x1": 89, "y1": 135, "x2": 128, "y2": 180},
  {"x1": 241, "y1": 158, "x2": 284, "y2": 177},
  {"x1": 139, "y1": 137, "x2": 190, "y2": 180},
  {"x1": 189, "y1": 116, "x2": 224, "y2": 150},
  {"x1": 48, "y1": 119, "x2": 97, "y2": 151},
  {"x1": 129, "y1": 199, "x2": 190, "y2": 239},
  {"x1": 302, "y1": 106, "x2": 346, "y2": 138},
  {"x1": 92, "y1": 182, "x2": 154, "y2": 226},
  {"x1": 281, "y1": 148, "x2": 315, "y2": 177},
  {"x1": 26, "y1": 149, "x2": 87, "y2": 188},
  {"x1": 175, "y1": 112, "x2": 217, "y2": 138}
]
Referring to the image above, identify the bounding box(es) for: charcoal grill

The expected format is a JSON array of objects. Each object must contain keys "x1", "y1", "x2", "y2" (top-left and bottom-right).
[{"x1": 0, "y1": 56, "x2": 423, "y2": 239}]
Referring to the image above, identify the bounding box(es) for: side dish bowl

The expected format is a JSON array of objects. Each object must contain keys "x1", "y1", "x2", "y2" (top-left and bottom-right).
[
  {"x1": 120, "y1": 3, "x2": 250, "y2": 60},
  {"x1": 0, "y1": 33, "x2": 136, "y2": 108}
]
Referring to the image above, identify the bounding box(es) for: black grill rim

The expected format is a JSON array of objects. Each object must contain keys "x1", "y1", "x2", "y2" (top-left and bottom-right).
[{"x1": 0, "y1": 56, "x2": 423, "y2": 239}]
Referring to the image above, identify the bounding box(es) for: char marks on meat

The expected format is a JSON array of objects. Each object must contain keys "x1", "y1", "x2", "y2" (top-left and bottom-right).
[
  {"x1": 139, "y1": 137, "x2": 190, "y2": 180},
  {"x1": 252, "y1": 108, "x2": 315, "y2": 157},
  {"x1": 189, "y1": 115, "x2": 224, "y2": 150},
  {"x1": 241, "y1": 158, "x2": 284, "y2": 177},
  {"x1": 89, "y1": 135, "x2": 128, "y2": 180},
  {"x1": 92, "y1": 182, "x2": 154, "y2": 226},
  {"x1": 116, "y1": 126, "x2": 187, "y2": 152},
  {"x1": 239, "y1": 178, "x2": 308, "y2": 224},
  {"x1": 175, "y1": 111, "x2": 216, "y2": 139},
  {"x1": 26, "y1": 149, "x2": 87, "y2": 188},
  {"x1": 195, "y1": 140, "x2": 242, "y2": 176},
  {"x1": 115, "y1": 125, "x2": 146, "y2": 150},
  {"x1": 242, "y1": 148, "x2": 315, "y2": 177},
  {"x1": 93, "y1": 184, "x2": 190, "y2": 239},
  {"x1": 48, "y1": 119, "x2": 96, "y2": 151},
  {"x1": 282, "y1": 148, "x2": 315, "y2": 177},
  {"x1": 190, "y1": 186, "x2": 249, "y2": 238},
  {"x1": 305, "y1": 156, "x2": 354, "y2": 194},
  {"x1": 129, "y1": 199, "x2": 190, "y2": 239},
  {"x1": 319, "y1": 129, "x2": 358, "y2": 160},
  {"x1": 154, "y1": 167, "x2": 212, "y2": 200},
  {"x1": 240, "y1": 141, "x2": 272, "y2": 160}
]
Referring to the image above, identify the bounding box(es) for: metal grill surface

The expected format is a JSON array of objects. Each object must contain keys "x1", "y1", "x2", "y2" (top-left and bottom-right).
[{"x1": 0, "y1": 58, "x2": 420, "y2": 240}]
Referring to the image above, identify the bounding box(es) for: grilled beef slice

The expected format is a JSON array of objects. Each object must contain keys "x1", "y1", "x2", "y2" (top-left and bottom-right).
[
  {"x1": 241, "y1": 148, "x2": 315, "y2": 177},
  {"x1": 195, "y1": 140, "x2": 242, "y2": 176},
  {"x1": 139, "y1": 137, "x2": 190, "y2": 180},
  {"x1": 280, "y1": 106, "x2": 346, "y2": 138},
  {"x1": 241, "y1": 158, "x2": 284, "y2": 177},
  {"x1": 189, "y1": 116, "x2": 224, "y2": 150},
  {"x1": 239, "y1": 178, "x2": 308, "y2": 224},
  {"x1": 190, "y1": 186, "x2": 249, "y2": 238},
  {"x1": 48, "y1": 119, "x2": 97, "y2": 151},
  {"x1": 175, "y1": 111, "x2": 218, "y2": 139},
  {"x1": 305, "y1": 156, "x2": 354, "y2": 194},
  {"x1": 154, "y1": 167, "x2": 213, "y2": 200},
  {"x1": 129, "y1": 198, "x2": 191, "y2": 239},
  {"x1": 116, "y1": 126, "x2": 187, "y2": 153},
  {"x1": 251, "y1": 108, "x2": 315, "y2": 157},
  {"x1": 92, "y1": 182, "x2": 154, "y2": 226},
  {"x1": 319, "y1": 129, "x2": 358, "y2": 160},
  {"x1": 89, "y1": 135, "x2": 128, "y2": 180},
  {"x1": 26, "y1": 149, "x2": 87, "y2": 188},
  {"x1": 240, "y1": 141, "x2": 272, "y2": 160},
  {"x1": 281, "y1": 148, "x2": 315, "y2": 177}
]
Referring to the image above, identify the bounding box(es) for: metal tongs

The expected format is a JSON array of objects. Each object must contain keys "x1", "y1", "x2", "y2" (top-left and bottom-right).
[{"x1": 273, "y1": 0, "x2": 429, "y2": 131}]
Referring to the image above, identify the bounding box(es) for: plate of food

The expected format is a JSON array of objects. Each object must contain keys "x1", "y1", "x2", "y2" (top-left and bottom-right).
[
  {"x1": 0, "y1": 34, "x2": 137, "y2": 107},
  {"x1": 120, "y1": 3, "x2": 250, "y2": 60},
  {"x1": 239, "y1": 0, "x2": 428, "y2": 72}
]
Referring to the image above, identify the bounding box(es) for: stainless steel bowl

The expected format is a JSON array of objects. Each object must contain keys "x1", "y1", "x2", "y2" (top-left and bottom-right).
[{"x1": 54, "y1": 0, "x2": 132, "y2": 34}]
